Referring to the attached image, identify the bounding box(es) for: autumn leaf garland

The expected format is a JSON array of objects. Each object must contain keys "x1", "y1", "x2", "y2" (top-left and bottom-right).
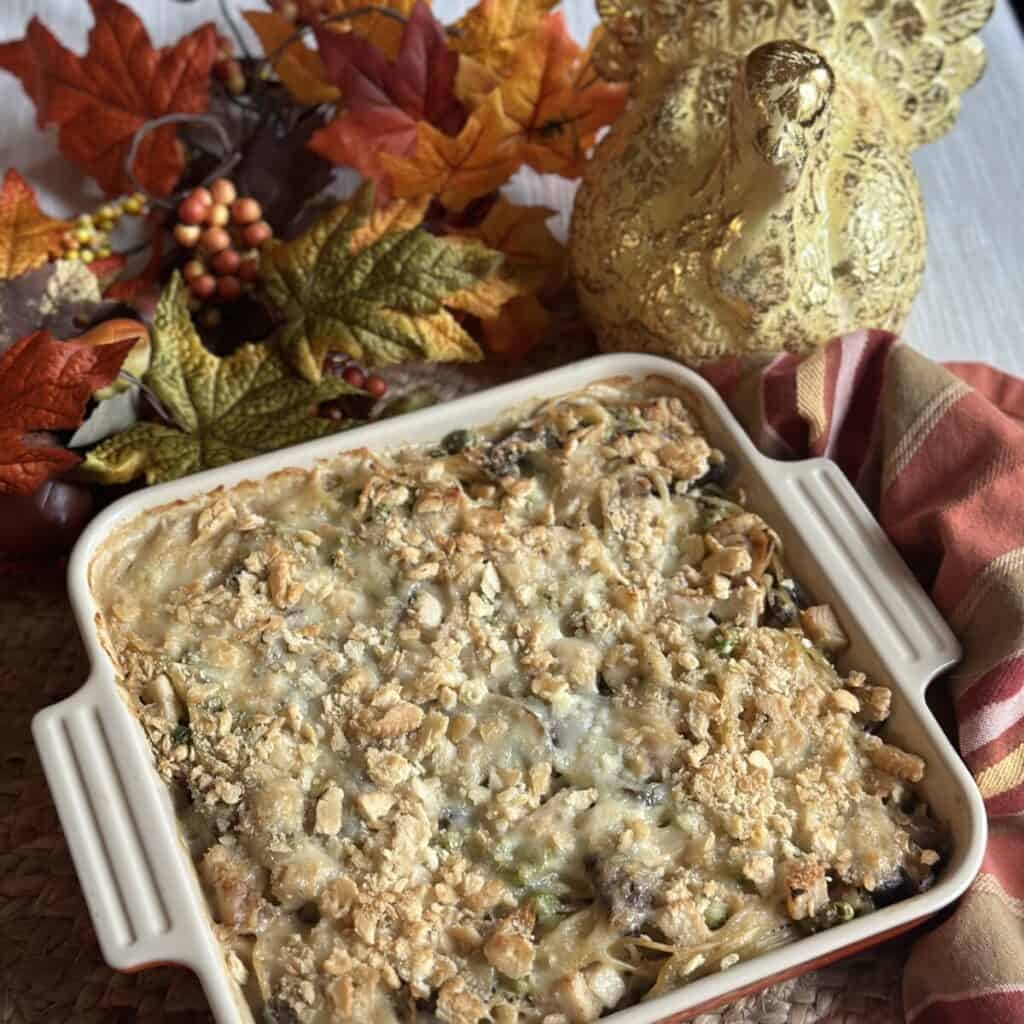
[
  {"x1": 0, "y1": 0, "x2": 624, "y2": 343},
  {"x1": 82, "y1": 186, "x2": 522, "y2": 478},
  {"x1": 305, "y1": 0, "x2": 628, "y2": 208},
  {"x1": 0, "y1": 0, "x2": 630, "y2": 532}
]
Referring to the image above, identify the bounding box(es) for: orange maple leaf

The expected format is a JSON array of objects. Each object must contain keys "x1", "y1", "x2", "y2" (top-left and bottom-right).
[
  {"x1": 451, "y1": 197, "x2": 566, "y2": 358},
  {"x1": 452, "y1": 0, "x2": 559, "y2": 72},
  {"x1": 480, "y1": 294, "x2": 551, "y2": 358},
  {"x1": 454, "y1": 197, "x2": 565, "y2": 290},
  {"x1": 0, "y1": 0, "x2": 217, "y2": 197},
  {"x1": 457, "y1": 15, "x2": 628, "y2": 177},
  {"x1": 244, "y1": 11, "x2": 339, "y2": 105},
  {"x1": 0, "y1": 170, "x2": 69, "y2": 281},
  {"x1": 308, "y1": 2, "x2": 464, "y2": 207},
  {"x1": 380, "y1": 92, "x2": 523, "y2": 213},
  {"x1": 312, "y1": 0, "x2": 418, "y2": 60}
]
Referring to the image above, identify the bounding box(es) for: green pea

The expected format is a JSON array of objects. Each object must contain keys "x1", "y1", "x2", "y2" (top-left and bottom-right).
[
  {"x1": 704, "y1": 901, "x2": 730, "y2": 930},
  {"x1": 442, "y1": 429, "x2": 474, "y2": 454}
]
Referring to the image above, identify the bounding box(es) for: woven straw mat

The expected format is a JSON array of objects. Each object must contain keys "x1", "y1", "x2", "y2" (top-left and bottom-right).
[{"x1": 1, "y1": 349, "x2": 912, "y2": 1024}]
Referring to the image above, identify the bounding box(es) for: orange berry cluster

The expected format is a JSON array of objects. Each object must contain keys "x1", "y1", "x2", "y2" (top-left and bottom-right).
[{"x1": 174, "y1": 179, "x2": 270, "y2": 307}]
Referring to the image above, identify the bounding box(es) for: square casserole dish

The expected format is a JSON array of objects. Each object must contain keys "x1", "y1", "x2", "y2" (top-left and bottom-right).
[{"x1": 34, "y1": 353, "x2": 986, "y2": 1024}]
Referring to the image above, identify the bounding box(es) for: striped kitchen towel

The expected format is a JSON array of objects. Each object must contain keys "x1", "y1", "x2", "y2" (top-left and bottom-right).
[{"x1": 706, "y1": 331, "x2": 1024, "y2": 1023}]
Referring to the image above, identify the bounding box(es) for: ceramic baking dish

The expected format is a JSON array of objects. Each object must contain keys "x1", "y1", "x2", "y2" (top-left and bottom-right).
[{"x1": 34, "y1": 353, "x2": 987, "y2": 1024}]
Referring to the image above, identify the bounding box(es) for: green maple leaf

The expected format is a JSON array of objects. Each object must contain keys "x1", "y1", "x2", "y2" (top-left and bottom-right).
[
  {"x1": 260, "y1": 182, "x2": 520, "y2": 381},
  {"x1": 82, "y1": 274, "x2": 360, "y2": 484}
]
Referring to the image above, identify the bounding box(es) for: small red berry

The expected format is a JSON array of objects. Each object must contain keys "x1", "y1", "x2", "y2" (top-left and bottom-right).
[
  {"x1": 242, "y1": 220, "x2": 272, "y2": 247},
  {"x1": 190, "y1": 274, "x2": 217, "y2": 299},
  {"x1": 210, "y1": 178, "x2": 237, "y2": 205},
  {"x1": 190, "y1": 187, "x2": 213, "y2": 208},
  {"x1": 200, "y1": 227, "x2": 231, "y2": 254},
  {"x1": 174, "y1": 223, "x2": 201, "y2": 247},
  {"x1": 211, "y1": 248, "x2": 241, "y2": 275},
  {"x1": 238, "y1": 258, "x2": 260, "y2": 282},
  {"x1": 231, "y1": 197, "x2": 262, "y2": 225},
  {"x1": 177, "y1": 195, "x2": 207, "y2": 225},
  {"x1": 182, "y1": 259, "x2": 206, "y2": 282},
  {"x1": 342, "y1": 366, "x2": 367, "y2": 389},
  {"x1": 217, "y1": 275, "x2": 242, "y2": 301},
  {"x1": 365, "y1": 374, "x2": 388, "y2": 398}
]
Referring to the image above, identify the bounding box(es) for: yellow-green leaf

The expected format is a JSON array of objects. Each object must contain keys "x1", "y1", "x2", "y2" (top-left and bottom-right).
[
  {"x1": 82, "y1": 274, "x2": 359, "y2": 484},
  {"x1": 260, "y1": 183, "x2": 516, "y2": 381}
]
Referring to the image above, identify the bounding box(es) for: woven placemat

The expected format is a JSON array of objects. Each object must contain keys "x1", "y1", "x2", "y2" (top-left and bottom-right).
[{"x1": 0, "y1": 339, "x2": 913, "y2": 1023}]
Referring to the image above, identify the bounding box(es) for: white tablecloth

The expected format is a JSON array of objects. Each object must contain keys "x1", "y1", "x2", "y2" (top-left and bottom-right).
[{"x1": 1, "y1": 0, "x2": 1021, "y2": 373}]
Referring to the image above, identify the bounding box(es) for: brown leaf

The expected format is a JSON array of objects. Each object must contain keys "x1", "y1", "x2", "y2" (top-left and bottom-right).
[{"x1": 234, "y1": 114, "x2": 336, "y2": 235}]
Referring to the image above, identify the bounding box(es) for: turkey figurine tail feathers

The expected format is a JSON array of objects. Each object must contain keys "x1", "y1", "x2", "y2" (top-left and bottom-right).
[{"x1": 593, "y1": 0, "x2": 992, "y2": 150}]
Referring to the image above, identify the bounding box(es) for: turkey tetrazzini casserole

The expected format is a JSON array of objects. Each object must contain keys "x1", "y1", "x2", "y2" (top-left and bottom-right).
[{"x1": 90, "y1": 380, "x2": 944, "y2": 1024}]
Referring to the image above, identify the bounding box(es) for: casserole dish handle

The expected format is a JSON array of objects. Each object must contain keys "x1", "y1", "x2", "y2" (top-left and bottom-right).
[
  {"x1": 33, "y1": 678, "x2": 207, "y2": 972},
  {"x1": 782, "y1": 458, "x2": 961, "y2": 689}
]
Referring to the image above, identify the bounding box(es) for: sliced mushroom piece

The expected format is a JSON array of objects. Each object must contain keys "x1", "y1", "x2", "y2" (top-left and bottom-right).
[
  {"x1": 591, "y1": 857, "x2": 657, "y2": 933},
  {"x1": 763, "y1": 585, "x2": 800, "y2": 627},
  {"x1": 869, "y1": 865, "x2": 936, "y2": 908},
  {"x1": 693, "y1": 456, "x2": 730, "y2": 488}
]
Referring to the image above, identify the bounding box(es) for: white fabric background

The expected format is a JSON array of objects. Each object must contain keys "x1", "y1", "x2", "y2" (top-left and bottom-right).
[{"x1": 0, "y1": 0, "x2": 1021, "y2": 373}]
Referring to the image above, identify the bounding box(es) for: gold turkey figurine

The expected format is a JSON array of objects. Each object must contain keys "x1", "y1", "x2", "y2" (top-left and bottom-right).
[{"x1": 570, "y1": 0, "x2": 994, "y2": 362}]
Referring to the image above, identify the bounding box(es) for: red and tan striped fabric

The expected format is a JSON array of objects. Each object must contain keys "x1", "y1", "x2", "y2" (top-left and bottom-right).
[{"x1": 706, "y1": 331, "x2": 1024, "y2": 1023}]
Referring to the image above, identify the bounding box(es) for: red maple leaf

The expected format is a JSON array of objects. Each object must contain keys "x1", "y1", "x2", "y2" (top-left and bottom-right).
[
  {"x1": 0, "y1": 331, "x2": 136, "y2": 495},
  {"x1": 309, "y1": 0, "x2": 466, "y2": 202},
  {"x1": 0, "y1": 0, "x2": 217, "y2": 197}
]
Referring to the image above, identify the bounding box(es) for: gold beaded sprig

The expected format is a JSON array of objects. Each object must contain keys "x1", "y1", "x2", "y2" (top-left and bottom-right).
[{"x1": 61, "y1": 193, "x2": 149, "y2": 264}]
